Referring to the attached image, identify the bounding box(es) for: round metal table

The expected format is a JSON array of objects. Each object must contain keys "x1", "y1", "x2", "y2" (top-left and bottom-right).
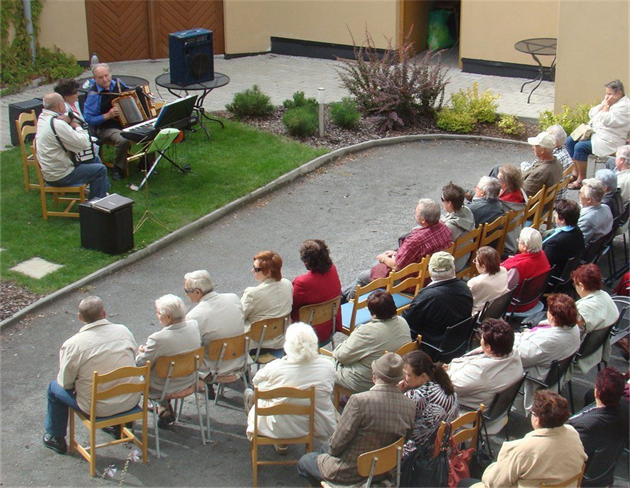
[{"x1": 514, "y1": 38, "x2": 557, "y2": 103}]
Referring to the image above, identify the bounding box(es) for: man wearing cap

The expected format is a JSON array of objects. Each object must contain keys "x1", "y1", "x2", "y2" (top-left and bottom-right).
[
  {"x1": 297, "y1": 353, "x2": 415, "y2": 486},
  {"x1": 402, "y1": 252, "x2": 473, "y2": 348},
  {"x1": 522, "y1": 132, "x2": 564, "y2": 197}
]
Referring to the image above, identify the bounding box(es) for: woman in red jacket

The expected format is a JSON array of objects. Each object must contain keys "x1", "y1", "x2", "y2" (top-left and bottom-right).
[{"x1": 291, "y1": 240, "x2": 342, "y2": 344}]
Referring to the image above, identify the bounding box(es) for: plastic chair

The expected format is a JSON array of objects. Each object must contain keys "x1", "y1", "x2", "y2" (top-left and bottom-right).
[
  {"x1": 386, "y1": 258, "x2": 429, "y2": 313},
  {"x1": 341, "y1": 277, "x2": 389, "y2": 335},
  {"x1": 299, "y1": 296, "x2": 341, "y2": 347},
  {"x1": 579, "y1": 233, "x2": 608, "y2": 265},
  {"x1": 540, "y1": 463, "x2": 585, "y2": 488},
  {"x1": 477, "y1": 287, "x2": 518, "y2": 324},
  {"x1": 582, "y1": 445, "x2": 626, "y2": 487},
  {"x1": 151, "y1": 346, "x2": 207, "y2": 458},
  {"x1": 15, "y1": 109, "x2": 40, "y2": 192},
  {"x1": 506, "y1": 267, "x2": 555, "y2": 320},
  {"x1": 250, "y1": 386, "x2": 315, "y2": 487},
  {"x1": 249, "y1": 315, "x2": 289, "y2": 369},
  {"x1": 609, "y1": 297, "x2": 630, "y2": 349},
  {"x1": 32, "y1": 139, "x2": 87, "y2": 219},
  {"x1": 482, "y1": 372, "x2": 527, "y2": 438},
  {"x1": 546, "y1": 252, "x2": 584, "y2": 294},
  {"x1": 68, "y1": 362, "x2": 151, "y2": 476},
  {"x1": 420, "y1": 316, "x2": 476, "y2": 363},
  {"x1": 525, "y1": 355, "x2": 575, "y2": 412}
]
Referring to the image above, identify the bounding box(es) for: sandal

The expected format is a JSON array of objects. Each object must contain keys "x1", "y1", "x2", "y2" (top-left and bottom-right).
[
  {"x1": 568, "y1": 181, "x2": 583, "y2": 190},
  {"x1": 157, "y1": 406, "x2": 175, "y2": 428}
]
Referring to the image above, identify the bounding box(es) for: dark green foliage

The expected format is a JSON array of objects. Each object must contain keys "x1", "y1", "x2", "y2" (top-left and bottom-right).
[
  {"x1": 330, "y1": 97, "x2": 361, "y2": 130},
  {"x1": 283, "y1": 91, "x2": 318, "y2": 111},
  {"x1": 282, "y1": 106, "x2": 318, "y2": 137},
  {"x1": 225, "y1": 85, "x2": 275, "y2": 118}
]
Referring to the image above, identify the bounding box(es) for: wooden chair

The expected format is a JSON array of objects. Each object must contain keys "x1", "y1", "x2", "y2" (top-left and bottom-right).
[
  {"x1": 249, "y1": 315, "x2": 289, "y2": 370},
  {"x1": 534, "y1": 183, "x2": 558, "y2": 230},
  {"x1": 299, "y1": 296, "x2": 341, "y2": 347},
  {"x1": 452, "y1": 225, "x2": 484, "y2": 280},
  {"x1": 16, "y1": 109, "x2": 40, "y2": 191},
  {"x1": 523, "y1": 186, "x2": 544, "y2": 227},
  {"x1": 435, "y1": 405, "x2": 484, "y2": 454},
  {"x1": 318, "y1": 348, "x2": 355, "y2": 411},
  {"x1": 151, "y1": 346, "x2": 207, "y2": 458},
  {"x1": 251, "y1": 386, "x2": 315, "y2": 487},
  {"x1": 68, "y1": 362, "x2": 150, "y2": 476},
  {"x1": 32, "y1": 139, "x2": 87, "y2": 220},
  {"x1": 356, "y1": 436, "x2": 405, "y2": 488},
  {"x1": 500, "y1": 207, "x2": 526, "y2": 256},
  {"x1": 391, "y1": 336, "x2": 422, "y2": 357},
  {"x1": 341, "y1": 277, "x2": 389, "y2": 335},
  {"x1": 386, "y1": 258, "x2": 429, "y2": 314},
  {"x1": 540, "y1": 463, "x2": 585, "y2": 488},
  {"x1": 562, "y1": 163, "x2": 574, "y2": 179},
  {"x1": 478, "y1": 214, "x2": 509, "y2": 262},
  {"x1": 205, "y1": 333, "x2": 251, "y2": 411}
]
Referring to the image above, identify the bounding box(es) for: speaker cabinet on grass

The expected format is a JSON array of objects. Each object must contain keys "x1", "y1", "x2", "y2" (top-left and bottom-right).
[
  {"x1": 169, "y1": 28, "x2": 214, "y2": 86},
  {"x1": 79, "y1": 195, "x2": 134, "y2": 255}
]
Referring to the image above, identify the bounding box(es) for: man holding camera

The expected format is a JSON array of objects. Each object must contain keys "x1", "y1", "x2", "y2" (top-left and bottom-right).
[{"x1": 35, "y1": 93, "x2": 109, "y2": 199}]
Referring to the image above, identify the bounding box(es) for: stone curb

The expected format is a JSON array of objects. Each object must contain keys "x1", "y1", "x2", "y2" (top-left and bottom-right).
[{"x1": 0, "y1": 134, "x2": 527, "y2": 331}]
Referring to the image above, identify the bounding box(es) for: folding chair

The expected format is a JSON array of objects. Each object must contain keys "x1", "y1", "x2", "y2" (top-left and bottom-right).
[
  {"x1": 386, "y1": 258, "x2": 429, "y2": 313},
  {"x1": 420, "y1": 316, "x2": 476, "y2": 363},
  {"x1": 15, "y1": 109, "x2": 40, "y2": 191},
  {"x1": 69, "y1": 363, "x2": 150, "y2": 476},
  {"x1": 546, "y1": 252, "x2": 584, "y2": 294},
  {"x1": 151, "y1": 346, "x2": 207, "y2": 458},
  {"x1": 251, "y1": 386, "x2": 315, "y2": 487},
  {"x1": 477, "y1": 287, "x2": 518, "y2": 324},
  {"x1": 482, "y1": 372, "x2": 527, "y2": 438},
  {"x1": 249, "y1": 315, "x2": 289, "y2": 370},
  {"x1": 341, "y1": 277, "x2": 389, "y2": 335},
  {"x1": 572, "y1": 325, "x2": 614, "y2": 374},
  {"x1": 582, "y1": 445, "x2": 626, "y2": 488},
  {"x1": 609, "y1": 298, "x2": 630, "y2": 352},
  {"x1": 525, "y1": 355, "x2": 575, "y2": 412},
  {"x1": 205, "y1": 334, "x2": 251, "y2": 413},
  {"x1": 579, "y1": 233, "x2": 608, "y2": 265},
  {"x1": 299, "y1": 297, "x2": 341, "y2": 348}
]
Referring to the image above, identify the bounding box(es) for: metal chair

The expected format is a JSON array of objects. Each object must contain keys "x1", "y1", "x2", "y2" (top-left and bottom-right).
[
  {"x1": 69, "y1": 363, "x2": 150, "y2": 476},
  {"x1": 249, "y1": 315, "x2": 289, "y2": 370},
  {"x1": 341, "y1": 277, "x2": 389, "y2": 335},
  {"x1": 482, "y1": 372, "x2": 528, "y2": 438},
  {"x1": 506, "y1": 267, "x2": 555, "y2": 320},
  {"x1": 420, "y1": 316, "x2": 476, "y2": 363},
  {"x1": 546, "y1": 252, "x2": 584, "y2": 294},
  {"x1": 609, "y1": 297, "x2": 630, "y2": 351},
  {"x1": 151, "y1": 346, "x2": 207, "y2": 458},
  {"x1": 477, "y1": 287, "x2": 518, "y2": 324},
  {"x1": 582, "y1": 444, "x2": 627, "y2": 487},
  {"x1": 579, "y1": 233, "x2": 608, "y2": 265},
  {"x1": 299, "y1": 296, "x2": 341, "y2": 348},
  {"x1": 250, "y1": 386, "x2": 315, "y2": 487},
  {"x1": 525, "y1": 355, "x2": 575, "y2": 412}
]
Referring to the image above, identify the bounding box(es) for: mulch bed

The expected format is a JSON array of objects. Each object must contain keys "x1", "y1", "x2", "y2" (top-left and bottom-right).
[{"x1": 1, "y1": 109, "x2": 538, "y2": 323}]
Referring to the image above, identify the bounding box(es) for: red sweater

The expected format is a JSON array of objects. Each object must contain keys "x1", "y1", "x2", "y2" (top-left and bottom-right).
[{"x1": 502, "y1": 251, "x2": 551, "y2": 312}]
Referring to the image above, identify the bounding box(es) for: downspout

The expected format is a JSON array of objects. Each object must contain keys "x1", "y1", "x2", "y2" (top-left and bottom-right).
[{"x1": 22, "y1": 0, "x2": 37, "y2": 63}]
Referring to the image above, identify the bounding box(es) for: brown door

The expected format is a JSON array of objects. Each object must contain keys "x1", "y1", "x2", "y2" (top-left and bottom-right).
[{"x1": 85, "y1": 0, "x2": 224, "y2": 62}]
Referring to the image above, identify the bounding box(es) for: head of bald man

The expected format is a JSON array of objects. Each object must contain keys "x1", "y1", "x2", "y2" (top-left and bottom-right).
[{"x1": 43, "y1": 92, "x2": 66, "y2": 113}]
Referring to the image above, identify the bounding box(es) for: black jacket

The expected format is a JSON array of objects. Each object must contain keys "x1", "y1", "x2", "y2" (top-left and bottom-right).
[{"x1": 542, "y1": 226, "x2": 585, "y2": 274}]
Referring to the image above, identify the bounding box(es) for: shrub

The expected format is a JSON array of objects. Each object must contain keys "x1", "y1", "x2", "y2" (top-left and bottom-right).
[
  {"x1": 336, "y1": 28, "x2": 448, "y2": 132},
  {"x1": 538, "y1": 103, "x2": 594, "y2": 135},
  {"x1": 283, "y1": 91, "x2": 318, "y2": 111},
  {"x1": 330, "y1": 97, "x2": 361, "y2": 130},
  {"x1": 225, "y1": 85, "x2": 274, "y2": 118},
  {"x1": 282, "y1": 106, "x2": 318, "y2": 137},
  {"x1": 497, "y1": 114, "x2": 525, "y2": 136},
  {"x1": 450, "y1": 82, "x2": 499, "y2": 124},
  {"x1": 436, "y1": 108, "x2": 476, "y2": 133}
]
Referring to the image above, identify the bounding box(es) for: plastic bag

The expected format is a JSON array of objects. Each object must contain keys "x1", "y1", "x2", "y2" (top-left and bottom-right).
[{"x1": 428, "y1": 10, "x2": 455, "y2": 50}]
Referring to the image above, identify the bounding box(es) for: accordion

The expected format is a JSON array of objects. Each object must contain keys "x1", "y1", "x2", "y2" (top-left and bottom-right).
[{"x1": 111, "y1": 86, "x2": 158, "y2": 127}]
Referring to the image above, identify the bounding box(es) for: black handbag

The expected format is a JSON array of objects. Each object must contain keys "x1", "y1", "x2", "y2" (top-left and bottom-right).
[
  {"x1": 401, "y1": 423, "x2": 451, "y2": 487},
  {"x1": 469, "y1": 411, "x2": 494, "y2": 479}
]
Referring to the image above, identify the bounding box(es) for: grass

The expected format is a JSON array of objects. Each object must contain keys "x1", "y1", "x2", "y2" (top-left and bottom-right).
[{"x1": 0, "y1": 119, "x2": 327, "y2": 294}]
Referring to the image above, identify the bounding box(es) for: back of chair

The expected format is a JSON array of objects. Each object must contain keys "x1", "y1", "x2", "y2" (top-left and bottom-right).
[
  {"x1": 253, "y1": 386, "x2": 315, "y2": 442},
  {"x1": 347, "y1": 277, "x2": 390, "y2": 333},
  {"x1": 90, "y1": 363, "x2": 151, "y2": 419},
  {"x1": 16, "y1": 110, "x2": 39, "y2": 191},
  {"x1": 580, "y1": 234, "x2": 607, "y2": 265},
  {"x1": 154, "y1": 346, "x2": 205, "y2": 379},
  {"x1": 249, "y1": 315, "x2": 289, "y2": 346},
  {"x1": 453, "y1": 225, "x2": 484, "y2": 280},
  {"x1": 524, "y1": 187, "x2": 544, "y2": 225},
  {"x1": 299, "y1": 297, "x2": 340, "y2": 328},
  {"x1": 509, "y1": 267, "x2": 555, "y2": 313},
  {"x1": 535, "y1": 183, "x2": 558, "y2": 230},
  {"x1": 357, "y1": 436, "x2": 405, "y2": 486},
  {"x1": 540, "y1": 463, "x2": 585, "y2": 488},
  {"x1": 542, "y1": 355, "x2": 574, "y2": 390},
  {"x1": 450, "y1": 406, "x2": 484, "y2": 450},
  {"x1": 387, "y1": 261, "x2": 423, "y2": 297},
  {"x1": 582, "y1": 445, "x2": 625, "y2": 487},
  {"x1": 576, "y1": 325, "x2": 614, "y2": 360},
  {"x1": 430, "y1": 316, "x2": 476, "y2": 363},
  {"x1": 548, "y1": 252, "x2": 584, "y2": 292},
  {"x1": 394, "y1": 337, "x2": 422, "y2": 357},
  {"x1": 479, "y1": 214, "x2": 508, "y2": 256},
  {"x1": 485, "y1": 372, "x2": 528, "y2": 423},
  {"x1": 478, "y1": 287, "x2": 517, "y2": 323},
  {"x1": 500, "y1": 208, "x2": 526, "y2": 256},
  {"x1": 206, "y1": 333, "x2": 250, "y2": 375},
  {"x1": 31, "y1": 139, "x2": 47, "y2": 188},
  {"x1": 562, "y1": 164, "x2": 574, "y2": 178}
]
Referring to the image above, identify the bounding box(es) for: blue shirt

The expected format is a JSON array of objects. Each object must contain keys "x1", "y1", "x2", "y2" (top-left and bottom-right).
[{"x1": 83, "y1": 79, "x2": 129, "y2": 126}]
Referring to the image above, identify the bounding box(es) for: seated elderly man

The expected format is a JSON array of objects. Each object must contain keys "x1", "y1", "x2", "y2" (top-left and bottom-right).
[
  {"x1": 297, "y1": 353, "x2": 416, "y2": 486},
  {"x1": 546, "y1": 124, "x2": 573, "y2": 200},
  {"x1": 578, "y1": 178, "x2": 613, "y2": 244},
  {"x1": 341, "y1": 199, "x2": 452, "y2": 302},
  {"x1": 184, "y1": 270, "x2": 245, "y2": 397},
  {"x1": 596, "y1": 168, "x2": 624, "y2": 219},
  {"x1": 43, "y1": 296, "x2": 140, "y2": 454},
  {"x1": 467, "y1": 176, "x2": 505, "y2": 226},
  {"x1": 402, "y1": 252, "x2": 473, "y2": 348},
  {"x1": 542, "y1": 199, "x2": 585, "y2": 274},
  {"x1": 522, "y1": 132, "x2": 564, "y2": 197}
]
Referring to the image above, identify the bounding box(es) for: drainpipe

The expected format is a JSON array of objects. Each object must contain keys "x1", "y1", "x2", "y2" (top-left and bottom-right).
[{"x1": 22, "y1": 0, "x2": 37, "y2": 63}]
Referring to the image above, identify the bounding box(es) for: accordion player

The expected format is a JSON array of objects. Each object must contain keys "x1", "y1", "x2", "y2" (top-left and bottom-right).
[{"x1": 111, "y1": 85, "x2": 158, "y2": 127}]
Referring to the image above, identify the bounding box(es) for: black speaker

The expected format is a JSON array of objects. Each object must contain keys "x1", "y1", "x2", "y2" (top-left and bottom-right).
[
  {"x1": 79, "y1": 196, "x2": 134, "y2": 255},
  {"x1": 9, "y1": 98, "x2": 43, "y2": 146},
  {"x1": 169, "y1": 28, "x2": 214, "y2": 86}
]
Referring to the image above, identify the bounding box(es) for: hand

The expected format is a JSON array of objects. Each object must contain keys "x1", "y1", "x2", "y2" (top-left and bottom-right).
[
  {"x1": 398, "y1": 379, "x2": 409, "y2": 392},
  {"x1": 106, "y1": 106, "x2": 120, "y2": 120},
  {"x1": 442, "y1": 363, "x2": 449, "y2": 371},
  {"x1": 384, "y1": 250, "x2": 395, "y2": 257}
]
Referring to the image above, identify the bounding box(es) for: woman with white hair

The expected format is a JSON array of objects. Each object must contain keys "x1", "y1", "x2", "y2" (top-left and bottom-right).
[
  {"x1": 546, "y1": 124, "x2": 573, "y2": 200},
  {"x1": 501, "y1": 227, "x2": 551, "y2": 313},
  {"x1": 578, "y1": 178, "x2": 613, "y2": 244},
  {"x1": 136, "y1": 294, "x2": 201, "y2": 427},
  {"x1": 244, "y1": 323, "x2": 336, "y2": 452}
]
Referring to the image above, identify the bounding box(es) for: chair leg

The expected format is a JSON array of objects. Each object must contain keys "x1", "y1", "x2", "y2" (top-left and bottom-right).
[
  {"x1": 152, "y1": 401, "x2": 161, "y2": 459},
  {"x1": 195, "y1": 392, "x2": 206, "y2": 445},
  {"x1": 176, "y1": 398, "x2": 183, "y2": 423},
  {"x1": 89, "y1": 423, "x2": 97, "y2": 476},
  {"x1": 205, "y1": 390, "x2": 211, "y2": 440},
  {"x1": 251, "y1": 442, "x2": 258, "y2": 487},
  {"x1": 69, "y1": 409, "x2": 76, "y2": 454},
  {"x1": 568, "y1": 380, "x2": 574, "y2": 413}
]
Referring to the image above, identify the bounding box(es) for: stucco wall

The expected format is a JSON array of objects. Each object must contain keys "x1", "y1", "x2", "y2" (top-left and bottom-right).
[
  {"x1": 223, "y1": 0, "x2": 399, "y2": 55},
  {"x1": 38, "y1": 0, "x2": 89, "y2": 61}
]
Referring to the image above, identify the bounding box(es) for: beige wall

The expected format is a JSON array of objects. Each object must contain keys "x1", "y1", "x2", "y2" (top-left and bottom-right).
[
  {"x1": 460, "y1": 0, "x2": 558, "y2": 66},
  {"x1": 554, "y1": 0, "x2": 629, "y2": 110},
  {"x1": 38, "y1": 0, "x2": 89, "y2": 61},
  {"x1": 223, "y1": 0, "x2": 399, "y2": 55}
]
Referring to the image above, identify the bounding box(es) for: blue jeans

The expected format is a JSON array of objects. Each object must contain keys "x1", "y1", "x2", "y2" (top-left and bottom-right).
[
  {"x1": 48, "y1": 158, "x2": 110, "y2": 199},
  {"x1": 565, "y1": 136, "x2": 592, "y2": 162},
  {"x1": 45, "y1": 380, "x2": 81, "y2": 438}
]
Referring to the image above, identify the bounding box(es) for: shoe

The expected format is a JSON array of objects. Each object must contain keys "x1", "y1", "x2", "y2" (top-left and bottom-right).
[
  {"x1": 112, "y1": 167, "x2": 123, "y2": 181},
  {"x1": 157, "y1": 406, "x2": 175, "y2": 429},
  {"x1": 273, "y1": 444, "x2": 289, "y2": 455},
  {"x1": 101, "y1": 425, "x2": 122, "y2": 439},
  {"x1": 205, "y1": 383, "x2": 216, "y2": 400},
  {"x1": 43, "y1": 433, "x2": 67, "y2": 454}
]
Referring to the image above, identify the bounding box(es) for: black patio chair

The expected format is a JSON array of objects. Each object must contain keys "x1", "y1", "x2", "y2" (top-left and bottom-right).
[
  {"x1": 483, "y1": 371, "x2": 528, "y2": 439},
  {"x1": 580, "y1": 233, "x2": 608, "y2": 265},
  {"x1": 526, "y1": 354, "x2": 575, "y2": 412},
  {"x1": 477, "y1": 287, "x2": 518, "y2": 325},
  {"x1": 420, "y1": 316, "x2": 476, "y2": 363},
  {"x1": 582, "y1": 444, "x2": 628, "y2": 487},
  {"x1": 506, "y1": 267, "x2": 555, "y2": 321}
]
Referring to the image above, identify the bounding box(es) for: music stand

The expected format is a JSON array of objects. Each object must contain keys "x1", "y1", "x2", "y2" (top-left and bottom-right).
[{"x1": 130, "y1": 129, "x2": 179, "y2": 233}]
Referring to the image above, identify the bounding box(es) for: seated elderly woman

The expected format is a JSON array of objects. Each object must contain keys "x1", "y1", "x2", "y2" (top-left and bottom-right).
[
  {"x1": 54, "y1": 78, "x2": 84, "y2": 119},
  {"x1": 542, "y1": 199, "x2": 585, "y2": 274},
  {"x1": 497, "y1": 164, "x2": 526, "y2": 204},
  {"x1": 567, "y1": 79, "x2": 630, "y2": 189},
  {"x1": 244, "y1": 323, "x2": 336, "y2": 452},
  {"x1": 333, "y1": 290, "x2": 411, "y2": 393},
  {"x1": 468, "y1": 391, "x2": 587, "y2": 488},
  {"x1": 571, "y1": 264, "x2": 619, "y2": 373},
  {"x1": 467, "y1": 246, "x2": 509, "y2": 315},
  {"x1": 502, "y1": 227, "x2": 551, "y2": 313},
  {"x1": 242, "y1": 250, "x2": 293, "y2": 350},
  {"x1": 399, "y1": 350, "x2": 459, "y2": 457},
  {"x1": 513, "y1": 293, "x2": 581, "y2": 412},
  {"x1": 136, "y1": 294, "x2": 201, "y2": 427},
  {"x1": 441, "y1": 182, "x2": 476, "y2": 271},
  {"x1": 291, "y1": 239, "x2": 342, "y2": 344},
  {"x1": 578, "y1": 178, "x2": 613, "y2": 244},
  {"x1": 446, "y1": 319, "x2": 523, "y2": 433}
]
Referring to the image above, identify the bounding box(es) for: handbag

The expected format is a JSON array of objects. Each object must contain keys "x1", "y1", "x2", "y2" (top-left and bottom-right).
[
  {"x1": 401, "y1": 424, "x2": 451, "y2": 487},
  {"x1": 448, "y1": 434, "x2": 473, "y2": 488},
  {"x1": 469, "y1": 411, "x2": 494, "y2": 479},
  {"x1": 570, "y1": 123, "x2": 593, "y2": 142}
]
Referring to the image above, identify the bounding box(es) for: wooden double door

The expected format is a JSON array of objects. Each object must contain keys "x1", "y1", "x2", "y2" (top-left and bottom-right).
[{"x1": 85, "y1": 0, "x2": 224, "y2": 62}]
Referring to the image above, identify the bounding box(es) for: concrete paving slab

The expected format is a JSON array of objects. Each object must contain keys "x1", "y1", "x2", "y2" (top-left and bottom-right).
[{"x1": 9, "y1": 257, "x2": 63, "y2": 279}]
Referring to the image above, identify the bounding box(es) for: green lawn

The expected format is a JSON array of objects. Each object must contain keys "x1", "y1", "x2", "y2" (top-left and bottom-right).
[{"x1": 0, "y1": 120, "x2": 327, "y2": 294}]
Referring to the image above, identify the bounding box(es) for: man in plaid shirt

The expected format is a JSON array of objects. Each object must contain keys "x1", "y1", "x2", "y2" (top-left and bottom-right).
[{"x1": 341, "y1": 199, "x2": 452, "y2": 302}]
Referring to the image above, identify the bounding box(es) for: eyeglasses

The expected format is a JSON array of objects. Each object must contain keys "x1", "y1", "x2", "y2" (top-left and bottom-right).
[
  {"x1": 184, "y1": 287, "x2": 196, "y2": 294},
  {"x1": 252, "y1": 267, "x2": 262, "y2": 272}
]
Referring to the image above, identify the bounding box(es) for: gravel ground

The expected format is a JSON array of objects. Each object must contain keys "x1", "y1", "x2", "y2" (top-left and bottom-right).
[{"x1": 0, "y1": 282, "x2": 43, "y2": 322}]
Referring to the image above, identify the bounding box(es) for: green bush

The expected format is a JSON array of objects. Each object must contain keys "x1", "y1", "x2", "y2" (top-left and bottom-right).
[
  {"x1": 330, "y1": 97, "x2": 361, "y2": 130},
  {"x1": 282, "y1": 106, "x2": 318, "y2": 137},
  {"x1": 436, "y1": 108, "x2": 476, "y2": 133},
  {"x1": 497, "y1": 114, "x2": 525, "y2": 136},
  {"x1": 450, "y1": 82, "x2": 499, "y2": 123},
  {"x1": 538, "y1": 103, "x2": 593, "y2": 135},
  {"x1": 283, "y1": 91, "x2": 318, "y2": 111},
  {"x1": 225, "y1": 85, "x2": 274, "y2": 118}
]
